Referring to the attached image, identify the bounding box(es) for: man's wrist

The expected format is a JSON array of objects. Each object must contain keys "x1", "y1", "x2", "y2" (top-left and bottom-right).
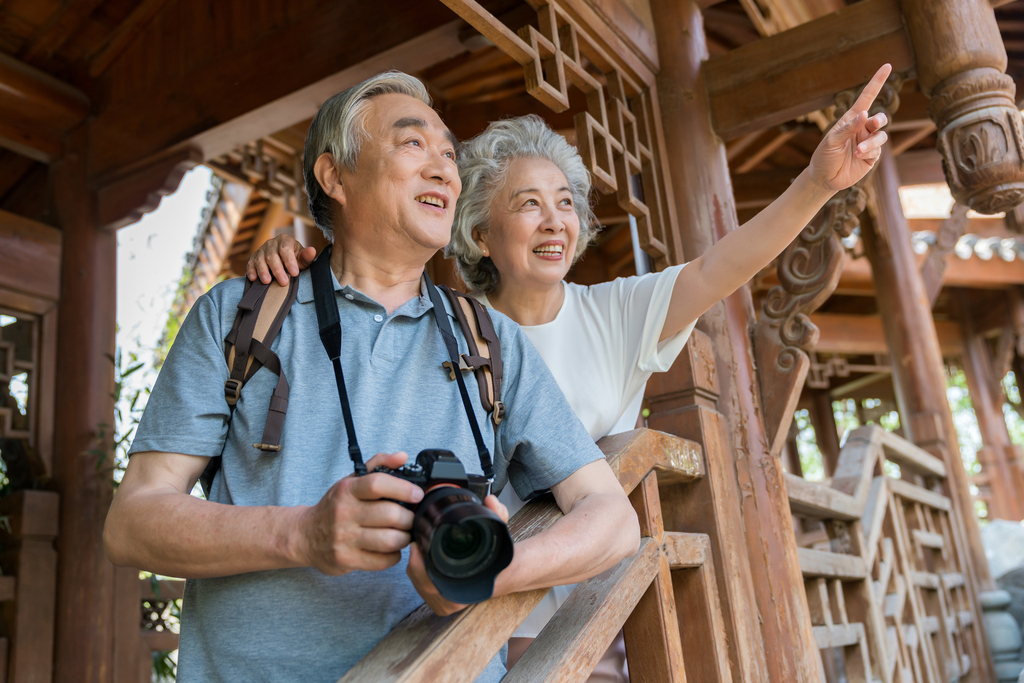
[{"x1": 275, "y1": 505, "x2": 312, "y2": 568}]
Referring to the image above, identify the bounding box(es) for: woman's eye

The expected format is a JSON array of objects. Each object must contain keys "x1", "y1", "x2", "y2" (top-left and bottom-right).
[
  {"x1": 560, "y1": 198, "x2": 573, "y2": 206},
  {"x1": 524, "y1": 199, "x2": 538, "y2": 206},
  {"x1": 444, "y1": 150, "x2": 455, "y2": 159}
]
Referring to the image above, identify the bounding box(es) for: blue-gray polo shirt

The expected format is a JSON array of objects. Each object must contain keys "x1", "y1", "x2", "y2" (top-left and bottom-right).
[{"x1": 129, "y1": 269, "x2": 604, "y2": 683}]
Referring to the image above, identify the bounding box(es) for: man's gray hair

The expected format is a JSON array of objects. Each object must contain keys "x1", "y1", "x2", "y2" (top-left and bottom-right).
[
  {"x1": 303, "y1": 71, "x2": 432, "y2": 240},
  {"x1": 446, "y1": 115, "x2": 597, "y2": 292}
]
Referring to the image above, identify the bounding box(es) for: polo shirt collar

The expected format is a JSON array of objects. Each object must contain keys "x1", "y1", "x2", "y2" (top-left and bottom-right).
[{"x1": 296, "y1": 268, "x2": 438, "y2": 319}]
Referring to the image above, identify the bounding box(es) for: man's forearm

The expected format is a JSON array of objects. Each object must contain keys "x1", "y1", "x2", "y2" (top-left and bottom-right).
[
  {"x1": 493, "y1": 491, "x2": 639, "y2": 595},
  {"x1": 105, "y1": 485, "x2": 306, "y2": 578}
]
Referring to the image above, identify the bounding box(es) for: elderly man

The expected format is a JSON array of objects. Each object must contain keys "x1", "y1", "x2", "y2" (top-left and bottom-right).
[{"x1": 104, "y1": 72, "x2": 639, "y2": 682}]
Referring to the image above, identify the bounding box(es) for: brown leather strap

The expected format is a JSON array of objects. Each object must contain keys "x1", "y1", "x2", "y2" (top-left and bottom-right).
[{"x1": 438, "y1": 285, "x2": 504, "y2": 427}]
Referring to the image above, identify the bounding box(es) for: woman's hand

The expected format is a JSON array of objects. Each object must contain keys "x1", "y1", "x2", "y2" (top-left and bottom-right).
[
  {"x1": 807, "y1": 63, "x2": 892, "y2": 193},
  {"x1": 246, "y1": 234, "x2": 316, "y2": 285}
]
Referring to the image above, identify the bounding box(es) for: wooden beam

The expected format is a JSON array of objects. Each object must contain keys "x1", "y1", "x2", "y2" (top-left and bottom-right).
[
  {"x1": 21, "y1": 0, "x2": 106, "y2": 64},
  {"x1": 0, "y1": 53, "x2": 88, "y2": 162},
  {"x1": 88, "y1": 5, "x2": 468, "y2": 178},
  {"x1": 704, "y1": 0, "x2": 914, "y2": 140},
  {"x1": 734, "y1": 128, "x2": 800, "y2": 173},
  {"x1": 810, "y1": 312, "x2": 962, "y2": 355},
  {"x1": 88, "y1": 0, "x2": 176, "y2": 78},
  {"x1": 0, "y1": 209, "x2": 61, "y2": 300}
]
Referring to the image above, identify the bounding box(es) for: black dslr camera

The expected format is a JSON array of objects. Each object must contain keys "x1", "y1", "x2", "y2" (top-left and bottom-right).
[{"x1": 372, "y1": 449, "x2": 514, "y2": 604}]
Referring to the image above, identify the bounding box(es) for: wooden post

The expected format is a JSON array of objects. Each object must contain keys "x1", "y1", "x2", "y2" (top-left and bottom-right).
[
  {"x1": 645, "y1": 330, "x2": 768, "y2": 683},
  {"x1": 649, "y1": 2, "x2": 821, "y2": 680},
  {"x1": 0, "y1": 490, "x2": 59, "y2": 683},
  {"x1": 808, "y1": 391, "x2": 841, "y2": 477},
  {"x1": 49, "y1": 129, "x2": 118, "y2": 683},
  {"x1": 860, "y1": 147, "x2": 994, "y2": 596},
  {"x1": 955, "y1": 290, "x2": 1024, "y2": 521}
]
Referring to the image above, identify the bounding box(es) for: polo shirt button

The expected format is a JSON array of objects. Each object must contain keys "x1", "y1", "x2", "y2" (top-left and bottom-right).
[
  {"x1": 373, "y1": 314, "x2": 384, "y2": 322},
  {"x1": 344, "y1": 294, "x2": 354, "y2": 301}
]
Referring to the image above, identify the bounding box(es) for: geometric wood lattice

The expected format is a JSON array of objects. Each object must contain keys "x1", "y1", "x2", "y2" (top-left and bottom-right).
[
  {"x1": 0, "y1": 309, "x2": 35, "y2": 442},
  {"x1": 786, "y1": 425, "x2": 991, "y2": 682},
  {"x1": 440, "y1": 0, "x2": 681, "y2": 267}
]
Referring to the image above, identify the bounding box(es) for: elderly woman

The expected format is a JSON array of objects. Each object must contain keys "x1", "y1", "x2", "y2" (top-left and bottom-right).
[{"x1": 248, "y1": 64, "x2": 891, "y2": 681}]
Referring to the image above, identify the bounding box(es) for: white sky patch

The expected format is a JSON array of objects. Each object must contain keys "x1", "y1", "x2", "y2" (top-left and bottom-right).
[
  {"x1": 898, "y1": 182, "x2": 1005, "y2": 219},
  {"x1": 8, "y1": 373, "x2": 27, "y2": 415},
  {"x1": 0, "y1": 315, "x2": 15, "y2": 326},
  {"x1": 117, "y1": 166, "x2": 212, "y2": 363}
]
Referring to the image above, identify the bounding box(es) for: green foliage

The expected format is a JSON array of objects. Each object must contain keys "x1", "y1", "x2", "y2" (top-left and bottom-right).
[{"x1": 91, "y1": 347, "x2": 149, "y2": 487}]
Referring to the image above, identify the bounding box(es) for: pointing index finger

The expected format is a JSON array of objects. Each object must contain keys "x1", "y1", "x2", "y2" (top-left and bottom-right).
[{"x1": 851, "y1": 64, "x2": 893, "y2": 115}]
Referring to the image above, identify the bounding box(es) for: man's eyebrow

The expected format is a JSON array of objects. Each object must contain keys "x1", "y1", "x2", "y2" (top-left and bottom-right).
[{"x1": 393, "y1": 117, "x2": 458, "y2": 149}]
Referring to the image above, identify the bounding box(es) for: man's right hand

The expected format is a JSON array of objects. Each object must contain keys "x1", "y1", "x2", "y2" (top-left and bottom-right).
[
  {"x1": 247, "y1": 234, "x2": 314, "y2": 285},
  {"x1": 296, "y1": 451, "x2": 424, "y2": 575}
]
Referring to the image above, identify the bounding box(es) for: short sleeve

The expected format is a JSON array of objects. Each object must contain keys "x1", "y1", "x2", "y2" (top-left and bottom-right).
[
  {"x1": 128, "y1": 283, "x2": 239, "y2": 458},
  {"x1": 614, "y1": 263, "x2": 696, "y2": 408},
  {"x1": 491, "y1": 317, "x2": 604, "y2": 500}
]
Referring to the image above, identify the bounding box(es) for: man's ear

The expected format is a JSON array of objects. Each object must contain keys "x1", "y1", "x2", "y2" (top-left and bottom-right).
[
  {"x1": 471, "y1": 227, "x2": 490, "y2": 257},
  {"x1": 314, "y1": 153, "x2": 346, "y2": 206}
]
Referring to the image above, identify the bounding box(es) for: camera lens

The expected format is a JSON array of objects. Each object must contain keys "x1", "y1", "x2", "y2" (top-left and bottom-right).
[
  {"x1": 432, "y1": 519, "x2": 498, "y2": 578},
  {"x1": 413, "y1": 485, "x2": 514, "y2": 603}
]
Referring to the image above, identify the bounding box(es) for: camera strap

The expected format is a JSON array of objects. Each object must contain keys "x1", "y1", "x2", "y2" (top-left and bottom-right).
[
  {"x1": 310, "y1": 245, "x2": 494, "y2": 481},
  {"x1": 311, "y1": 246, "x2": 366, "y2": 475}
]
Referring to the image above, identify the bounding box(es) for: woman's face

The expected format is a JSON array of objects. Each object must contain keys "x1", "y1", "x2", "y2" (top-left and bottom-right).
[{"x1": 475, "y1": 157, "x2": 580, "y2": 294}]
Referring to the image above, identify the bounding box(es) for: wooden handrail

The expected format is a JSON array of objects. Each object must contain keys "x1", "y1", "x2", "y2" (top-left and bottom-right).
[{"x1": 339, "y1": 428, "x2": 709, "y2": 683}]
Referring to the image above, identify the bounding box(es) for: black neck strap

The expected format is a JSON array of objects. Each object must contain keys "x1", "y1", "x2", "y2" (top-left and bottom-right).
[{"x1": 310, "y1": 245, "x2": 493, "y2": 480}]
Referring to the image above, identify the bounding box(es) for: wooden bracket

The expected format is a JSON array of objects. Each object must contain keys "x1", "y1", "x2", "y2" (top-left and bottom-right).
[{"x1": 95, "y1": 146, "x2": 202, "y2": 231}]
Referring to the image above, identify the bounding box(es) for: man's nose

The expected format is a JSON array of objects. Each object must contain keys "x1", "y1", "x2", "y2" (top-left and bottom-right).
[{"x1": 423, "y1": 149, "x2": 455, "y2": 184}]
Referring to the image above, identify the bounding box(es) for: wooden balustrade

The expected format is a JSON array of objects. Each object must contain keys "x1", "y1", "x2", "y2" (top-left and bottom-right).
[
  {"x1": 786, "y1": 425, "x2": 991, "y2": 682},
  {"x1": 340, "y1": 427, "x2": 732, "y2": 683}
]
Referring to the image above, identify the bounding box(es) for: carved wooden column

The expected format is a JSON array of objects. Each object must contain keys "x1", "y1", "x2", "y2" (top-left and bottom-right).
[
  {"x1": 860, "y1": 147, "x2": 994, "y2": 601},
  {"x1": 899, "y1": 0, "x2": 1024, "y2": 215},
  {"x1": 650, "y1": 1, "x2": 820, "y2": 681},
  {"x1": 50, "y1": 129, "x2": 117, "y2": 683},
  {"x1": 955, "y1": 290, "x2": 1024, "y2": 521}
]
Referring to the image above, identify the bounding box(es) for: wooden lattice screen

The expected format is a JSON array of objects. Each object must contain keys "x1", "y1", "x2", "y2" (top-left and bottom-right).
[
  {"x1": 786, "y1": 425, "x2": 989, "y2": 682},
  {"x1": 438, "y1": 0, "x2": 682, "y2": 268}
]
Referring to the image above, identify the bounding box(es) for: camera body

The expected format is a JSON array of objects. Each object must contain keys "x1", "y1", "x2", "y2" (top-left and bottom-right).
[
  {"x1": 372, "y1": 449, "x2": 490, "y2": 504},
  {"x1": 370, "y1": 449, "x2": 514, "y2": 604}
]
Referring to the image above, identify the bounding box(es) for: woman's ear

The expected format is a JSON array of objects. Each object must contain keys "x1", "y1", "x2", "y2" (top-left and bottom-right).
[
  {"x1": 472, "y1": 227, "x2": 490, "y2": 257},
  {"x1": 313, "y1": 153, "x2": 346, "y2": 206}
]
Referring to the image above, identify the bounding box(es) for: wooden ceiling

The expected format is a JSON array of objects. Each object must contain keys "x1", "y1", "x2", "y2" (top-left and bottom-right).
[{"x1": 3, "y1": 0, "x2": 1024, "y2": 233}]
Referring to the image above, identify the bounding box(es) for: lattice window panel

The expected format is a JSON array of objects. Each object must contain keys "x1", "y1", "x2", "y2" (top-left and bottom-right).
[
  {"x1": 440, "y1": 0, "x2": 680, "y2": 266},
  {"x1": 0, "y1": 309, "x2": 36, "y2": 443}
]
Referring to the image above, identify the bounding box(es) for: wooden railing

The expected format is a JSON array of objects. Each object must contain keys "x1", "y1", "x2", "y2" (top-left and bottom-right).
[
  {"x1": 786, "y1": 425, "x2": 992, "y2": 682},
  {"x1": 341, "y1": 428, "x2": 732, "y2": 683}
]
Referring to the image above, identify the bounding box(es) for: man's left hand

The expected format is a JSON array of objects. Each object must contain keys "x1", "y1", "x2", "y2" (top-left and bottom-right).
[{"x1": 407, "y1": 494, "x2": 509, "y2": 616}]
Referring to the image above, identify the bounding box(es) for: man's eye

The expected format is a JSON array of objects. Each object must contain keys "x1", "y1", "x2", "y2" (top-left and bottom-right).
[
  {"x1": 408, "y1": 139, "x2": 421, "y2": 147},
  {"x1": 444, "y1": 150, "x2": 455, "y2": 159}
]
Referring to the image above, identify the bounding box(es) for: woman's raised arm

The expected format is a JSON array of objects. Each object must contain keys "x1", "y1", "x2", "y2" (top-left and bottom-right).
[{"x1": 660, "y1": 63, "x2": 892, "y2": 341}]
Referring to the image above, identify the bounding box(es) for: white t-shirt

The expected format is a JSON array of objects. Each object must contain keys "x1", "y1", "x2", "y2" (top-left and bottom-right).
[{"x1": 475, "y1": 263, "x2": 695, "y2": 637}]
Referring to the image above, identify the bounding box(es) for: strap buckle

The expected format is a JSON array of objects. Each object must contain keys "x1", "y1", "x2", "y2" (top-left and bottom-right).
[
  {"x1": 442, "y1": 357, "x2": 475, "y2": 380},
  {"x1": 224, "y1": 378, "x2": 243, "y2": 406},
  {"x1": 492, "y1": 401, "x2": 505, "y2": 426},
  {"x1": 253, "y1": 443, "x2": 283, "y2": 452}
]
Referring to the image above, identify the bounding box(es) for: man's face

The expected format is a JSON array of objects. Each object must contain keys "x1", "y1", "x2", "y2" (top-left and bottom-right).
[{"x1": 336, "y1": 93, "x2": 461, "y2": 254}]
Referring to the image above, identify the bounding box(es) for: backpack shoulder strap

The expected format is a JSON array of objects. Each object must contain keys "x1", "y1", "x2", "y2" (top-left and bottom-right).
[
  {"x1": 438, "y1": 285, "x2": 505, "y2": 427},
  {"x1": 201, "y1": 277, "x2": 299, "y2": 497}
]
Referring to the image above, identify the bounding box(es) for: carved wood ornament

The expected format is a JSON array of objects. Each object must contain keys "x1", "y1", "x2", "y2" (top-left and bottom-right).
[
  {"x1": 439, "y1": 0, "x2": 681, "y2": 267},
  {"x1": 931, "y1": 69, "x2": 1024, "y2": 217},
  {"x1": 754, "y1": 73, "x2": 903, "y2": 456}
]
